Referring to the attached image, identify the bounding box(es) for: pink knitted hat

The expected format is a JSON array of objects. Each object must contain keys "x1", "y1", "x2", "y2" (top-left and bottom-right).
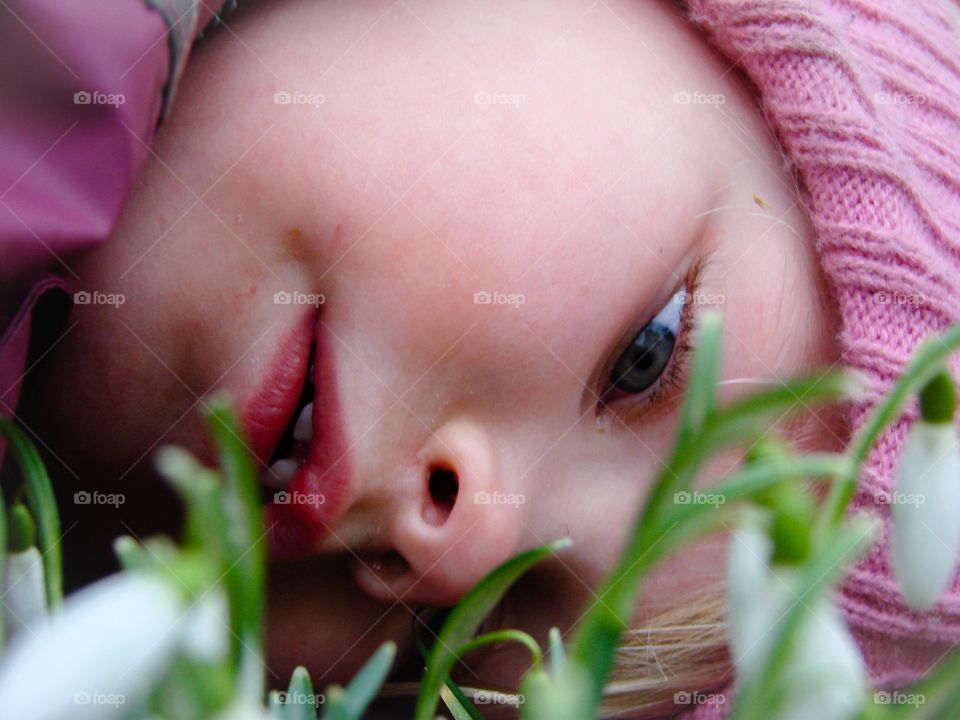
[{"x1": 679, "y1": 0, "x2": 960, "y2": 716}]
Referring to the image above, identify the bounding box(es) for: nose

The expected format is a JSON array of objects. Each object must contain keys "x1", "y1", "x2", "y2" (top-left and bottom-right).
[{"x1": 350, "y1": 419, "x2": 524, "y2": 607}]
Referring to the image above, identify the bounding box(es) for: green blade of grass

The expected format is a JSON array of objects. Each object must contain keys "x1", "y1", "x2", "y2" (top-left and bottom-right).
[
  {"x1": 454, "y1": 630, "x2": 542, "y2": 672},
  {"x1": 673, "y1": 310, "x2": 723, "y2": 454},
  {"x1": 822, "y1": 323, "x2": 960, "y2": 531},
  {"x1": 323, "y1": 642, "x2": 397, "y2": 720},
  {"x1": 201, "y1": 395, "x2": 265, "y2": 700},
  {"x1": 154, "y1": 446, "x2": 230, "y2": 565},
  {"x1": 0, "y1": 418, "x2": 62, "y2": 610},
  {"x1": 440, "y1": 684, "x2": 475, "y2": 720},
  {"x1": 412, "y1": 614, "x2": 484, "y2": 720},
  {"x1": 414, "y1": 539, "x2": 570, "y2": 720},
  {"x1": 546, "y1": 628, "x2": 566, "y2": 677},
  {"x1": 284, "y1": 666, "x2": 316, "y2": 720}
]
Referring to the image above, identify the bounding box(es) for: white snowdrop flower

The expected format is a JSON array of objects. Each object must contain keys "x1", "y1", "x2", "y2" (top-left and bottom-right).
[
  {"x1": 0, "y1": 571, "x2": 227, "y2": 720},
  {"x1": 727, "y1": 513, "x2": 780, "y2": 681},
  {"x1": 181, "y1": 587, "x2": 230, "y2": 663},
  {"x1": 728, "y1": 514, "x2": 866, "y2": 720},
  {"x1": 3, "y1": 547, "x2": 46, "y2": 639},
  {"x1": 890, "y1": 418, "x2": 960, "y2": 611}
]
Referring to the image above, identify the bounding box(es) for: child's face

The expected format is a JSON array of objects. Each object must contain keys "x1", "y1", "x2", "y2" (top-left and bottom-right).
[{"x1": 24, "y1": 0, "x2": 842, "y2": 691}]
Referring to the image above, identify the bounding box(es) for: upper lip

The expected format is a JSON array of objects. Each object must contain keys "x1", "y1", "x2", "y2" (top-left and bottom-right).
[{"x1": 239, "y1": 309, "x2": 352, "y2": 559}]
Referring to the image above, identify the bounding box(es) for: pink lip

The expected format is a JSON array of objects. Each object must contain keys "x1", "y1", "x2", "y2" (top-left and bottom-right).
[{"x1": 239, "y1": 310, "x2": 352, "y2": 559}]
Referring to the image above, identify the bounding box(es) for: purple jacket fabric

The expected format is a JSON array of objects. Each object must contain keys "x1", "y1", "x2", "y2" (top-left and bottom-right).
[{"x1": 0, "y1": 0, "x2": 198, "y2": 445}]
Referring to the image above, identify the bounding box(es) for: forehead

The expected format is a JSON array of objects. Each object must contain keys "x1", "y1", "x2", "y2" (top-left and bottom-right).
[{"x1": 205, "y1": 0, "x2": 732, "y2": 280}]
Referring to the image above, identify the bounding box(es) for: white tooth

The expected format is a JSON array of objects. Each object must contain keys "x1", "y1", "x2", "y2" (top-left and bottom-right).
[
  {"x1": 293, "y1": 402, "x2": 314, "y2": 443},
  {"x1": 261, "y1": 459, "x2": 299, "y2": 490}
]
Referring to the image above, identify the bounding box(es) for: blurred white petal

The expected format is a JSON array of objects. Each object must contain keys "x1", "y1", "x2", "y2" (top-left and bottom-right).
[
  {"x1": 3, "y1": 548, "x2": 47, "y2": 639},
  {"x1": 777, "y1": 597, "x2": 866, "y2": 720},
  {"x1": 891, "y1": 421, "x2": 960, "y2": 611},
  {"x1": 728, "y1": 517, "x2": 866, "y2": 720},
  {"x1": 181, "y1": 588, "x2": 230, "y2": 663},
  {"x1": 0, "y1": 573, "x2": 183, "y2": 720}
]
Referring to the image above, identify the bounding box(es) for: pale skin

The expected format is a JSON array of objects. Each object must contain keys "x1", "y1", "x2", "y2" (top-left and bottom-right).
[{"x1": 19, "y1": 0, "x2": 843, "y2": 698}]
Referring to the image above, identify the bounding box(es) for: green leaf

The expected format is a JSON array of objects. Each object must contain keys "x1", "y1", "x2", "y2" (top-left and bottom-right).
[
  {"x1": 283, "y1": 666, "x2": 317, "y2": 720},
  {"x1": 547, "y1": 628, "x2": 566, "y2": 677},
  {"x1": 154, "y1": 445, "x2": 230, "y2": 565},
  {"x1": 324, "y1": 642, "x2": 396, "y2": 720},
  {"x1": 455, "y1": 630, "x2": 542, "y2": 672},
  {"x1": 6, "y1": 503, "x2": 36, "y2": 553},
  {"x1": 268, "y1": 690, "x2": 286, "y2": 718},
  {"x1": 201, "y1": 395, "x2": 266, "y2": 700},
  {"x1": 0, "y1": 418, "x2": 62, "y2": 610},
  {"x1": 412, "y1": 616, "x2": 484, "y2": 720},
  {"x1": 413, "y1": 539, "x2": 571, "y2": 720},
  {"x1": 824, "y1": 323, "x2": 960, "y2": 529},
  {"x1": 440, "y1": 685, "x2": 476, "y2": 720},
  {"x1": 674, "y1": 310, "x2": 723, "y2": 453}
]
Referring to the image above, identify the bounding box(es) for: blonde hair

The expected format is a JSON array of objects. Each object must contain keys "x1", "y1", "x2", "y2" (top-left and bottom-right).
[{"x1": 600, "y1": 585, "x2": 729, "y2": 718}]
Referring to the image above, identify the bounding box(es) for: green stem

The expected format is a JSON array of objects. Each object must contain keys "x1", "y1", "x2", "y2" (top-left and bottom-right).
[
  {"x1": 0, "y1": 418, "x2": 62, "y2": 610},
  {"x1": 821, "y1": 324, "x2": 960, "y2": 531},
  {"x1": 201, "y1": 397, "x2": 265, "y2": 702},
  {"x1": 457, "y1": 630, "x2": 543, "y2": 672}
]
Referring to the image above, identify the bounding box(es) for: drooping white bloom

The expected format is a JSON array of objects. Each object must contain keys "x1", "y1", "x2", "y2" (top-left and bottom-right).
[
  {"x1": 3, "y1": 547, "x2": 47, "y2": 639},
  {"x1": 727, "y1": 516, "x2": 866, "y2": 720},
  {"x1": 181, "y1": 588, "x2": 231, "y2": 663},
  {"x1": 890, "y1": 420, "x2": 960, "y2": 611},
  {"x1": 0, "y1": 571, "x2": 228, "y2": 720}
]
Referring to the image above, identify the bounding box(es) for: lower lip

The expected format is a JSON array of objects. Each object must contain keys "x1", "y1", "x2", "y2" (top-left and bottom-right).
[{"x1": 263, "y1": 314, "x2": 352, "y2": 559}]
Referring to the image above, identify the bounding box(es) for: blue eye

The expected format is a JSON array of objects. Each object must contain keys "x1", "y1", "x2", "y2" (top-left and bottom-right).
[{"x1": 609, "y1": 287, "x2": 685, "y2": 394}]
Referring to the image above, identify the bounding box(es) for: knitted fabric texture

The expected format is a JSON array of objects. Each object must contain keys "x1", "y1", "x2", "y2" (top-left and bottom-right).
[{"x1": 678, "y1": 0, "x2": 960, "y2": 717}]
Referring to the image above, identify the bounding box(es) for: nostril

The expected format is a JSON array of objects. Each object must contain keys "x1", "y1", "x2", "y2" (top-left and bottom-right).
[{"x1": 424, "y1": 465, "x2": 459, "y2": 526}]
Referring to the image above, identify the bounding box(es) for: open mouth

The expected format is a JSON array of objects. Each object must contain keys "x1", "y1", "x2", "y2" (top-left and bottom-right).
[
  {"x1": 239, "y1": 308, "x2": 352, "y2": 560},
  {"x1": 259, "y1": 345, "x2": 316, "y2": 494}
]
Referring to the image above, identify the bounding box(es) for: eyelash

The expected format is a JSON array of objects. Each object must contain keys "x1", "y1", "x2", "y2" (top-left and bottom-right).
[{"x1": 598, "y1": 257, "x2": 707, "y2": 425}]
